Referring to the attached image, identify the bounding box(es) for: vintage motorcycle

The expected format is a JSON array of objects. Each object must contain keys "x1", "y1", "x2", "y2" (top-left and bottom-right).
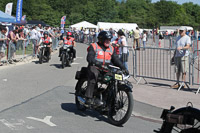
[
  {"x1": 75, "y1": 65, "x2": 134, "y2": 126},
  {"x1": 60, "y1": 45, "x2": 74, "y2": 68},
  {"x1": 39, "y1": 43, "x2": 51, "y2": 64},
  {"x1": 155, "y1": 102, "x2": 200, "y2": 133}
]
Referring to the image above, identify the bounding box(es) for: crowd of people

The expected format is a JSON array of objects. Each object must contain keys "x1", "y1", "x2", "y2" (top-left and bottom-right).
[{"x1": 0, "y1": 24, "x2": 64, "y2": 65}]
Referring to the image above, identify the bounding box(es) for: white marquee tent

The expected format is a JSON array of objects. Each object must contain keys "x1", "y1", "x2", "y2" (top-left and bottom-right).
[
  {"x1": 97, "y1": 22, "x2": 138, "y2": 31},
  {"x1": 70, "y1": 21, "x2": 98, "y2": 29}
]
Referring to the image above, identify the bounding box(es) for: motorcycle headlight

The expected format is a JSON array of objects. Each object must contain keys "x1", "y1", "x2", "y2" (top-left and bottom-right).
[{"x1": 67, "y1": 48, "x2": 70, "y2": 52}]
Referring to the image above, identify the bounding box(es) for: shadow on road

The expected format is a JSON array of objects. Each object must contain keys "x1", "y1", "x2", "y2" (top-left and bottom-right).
[
  {"x1": 50, "y1": 64, "x2": 62, "y2": 69},
  {"x1": 32, "y1": 60, "x2": 40, "y2": 64},
  {"x1": 61, "y1": 103, "x2": 109, "y2": 124}
]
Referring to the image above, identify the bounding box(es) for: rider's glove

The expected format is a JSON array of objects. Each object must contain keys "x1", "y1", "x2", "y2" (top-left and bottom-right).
[{"x1": 123, "y1": 69, "x2": 129, "y2": 75}]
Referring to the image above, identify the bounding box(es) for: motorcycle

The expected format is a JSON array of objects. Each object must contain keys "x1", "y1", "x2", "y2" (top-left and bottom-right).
[
  {"x1": 155, "y1": 102, "x2": 200, "y2": 133},
  {"x1": 75, "y1": 65, "x2": 134, "y2": 126},
  {"x1": 39, "y1": 43, "x2": 51, "y2": 64},
  {"x1": 60, "y1": 45, "x2": 74, "y2": 68}
]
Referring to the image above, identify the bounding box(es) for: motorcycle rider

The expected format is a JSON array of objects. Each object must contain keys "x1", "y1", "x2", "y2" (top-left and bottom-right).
[
  {"x1": 85, "y1": 31, "x2": 129, "y2": 105},
  {"x1": 38, "y1": 31, "x2": 52, "y2": 58},
  {"x1": 59, "y1": 32, "x2": 76, "y2": 59}
]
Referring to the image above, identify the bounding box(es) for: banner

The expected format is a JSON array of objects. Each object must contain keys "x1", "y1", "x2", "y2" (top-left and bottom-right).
[
  {"x1": 16, "y1": 0, "x2": 23, "y2": 23},
  {"x1": 21, "y1": 15, "x2": 26, "y2": 21},
  {"x1": 61, "y1": 16, "x2": 66, "y2": 33},
  {"x1": 5, "y1": 3, "x2": 13, "y2": 16}
]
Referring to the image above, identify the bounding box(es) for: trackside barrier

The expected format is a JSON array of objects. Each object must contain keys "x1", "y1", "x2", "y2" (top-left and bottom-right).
[
  {"x1": 133, "y1": 47, "x2": 191, "y2": 90},
  {"x1": 2, "y1": 40, "x2": 35, "y2": 65},
  {"x1": 192, "y1": 50, "x2": 200, "y2": 94}
]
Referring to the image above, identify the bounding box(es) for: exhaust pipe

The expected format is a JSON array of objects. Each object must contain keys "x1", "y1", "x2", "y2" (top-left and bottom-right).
[{"x1": 77, "y1": 96, "x2": 86, "y2": 105}]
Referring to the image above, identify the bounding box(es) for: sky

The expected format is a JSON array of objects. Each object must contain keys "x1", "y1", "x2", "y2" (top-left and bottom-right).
[{"x1": 151, "y1": 0, "x2": 200, "y2": 5}]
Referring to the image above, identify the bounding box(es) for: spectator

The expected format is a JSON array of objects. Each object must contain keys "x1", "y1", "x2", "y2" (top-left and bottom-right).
[
  {"x1": 8, "y1": 27, "x2": 18, "y2": 62},
  {"x1": 16, "y1": 29, "x2": 25, "y2": 50},
  {"x1": 133, "y1": 27, "x2": 140, "y2": 50},
  {"x1": 171, "y1": 26, "x2": 191, "y2": 89},
  {"x1": 0, "y1": 27, "x2": 9, "y2": 66},
  {"x1": 117, "y1": 29, "x2": 129, "y2": 70},
  {"x1": 142, "y1": 30, "x2": 147, "y2": 50},
  {"x1": 30, "y1": 26, "x2": 38, "y2": 57}
]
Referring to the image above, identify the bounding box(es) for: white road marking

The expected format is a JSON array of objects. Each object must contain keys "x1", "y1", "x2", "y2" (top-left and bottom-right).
[
  {"x1": 27, "y1": 116, "x2": 56, "y2": 127},
  {"x1": 71, "y1": 63, "x2": 80, "y2": 65},
  {"x1": 0, "y1": 119, "x2": 25, "y2": 130},
  {"x1": 2, "y1": 79, "x2": 7, "y2": 82}
]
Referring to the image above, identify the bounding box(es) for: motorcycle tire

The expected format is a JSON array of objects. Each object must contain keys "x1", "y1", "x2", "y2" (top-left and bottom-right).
[
  {"x1": 108, "y1": 89, "x2": 133, "y2": 126},
  {"x1": 39, "y1": 49, "x2": 43, "y2": 64},
  {"x1": 75, "y1": 78, "x2": 87, "y2": 111},
  {"x1": 61, "y1": 54, "x2": 66, "y2": 69},
  {"x1": 66, "y1": 53, "x2": 70, "y2": 67}
]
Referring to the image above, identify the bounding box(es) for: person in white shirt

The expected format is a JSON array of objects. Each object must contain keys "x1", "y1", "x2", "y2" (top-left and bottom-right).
[
  {"x1": 142, "y1": 30, "x2": 147, "y2": 50},
  {"x1": 117, "y1": 29, "x2": 129, "y2": 70},
  {"x1": 30, "y1": 26, "x2": 38, "y2": 57}
]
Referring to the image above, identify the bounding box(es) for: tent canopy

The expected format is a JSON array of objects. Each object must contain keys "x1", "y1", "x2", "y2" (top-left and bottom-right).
[
  {"x1": 0, "y1": 10, "x2": 16, "y2": 23},
  {"x1": 70, "y1": 21, "x2": 97, "y2": 29},
  {"x1": 97, "y1": 22, "x2": 138, "y2": 31}
]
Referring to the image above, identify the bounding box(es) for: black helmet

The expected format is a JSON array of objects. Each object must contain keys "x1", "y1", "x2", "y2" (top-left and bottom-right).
[
  {"x1": 43, "y1": 31, "x2": 48, "y2": 35},
  {"x1": 98, "y1": 31, "x2": 112, "y2": 42}
]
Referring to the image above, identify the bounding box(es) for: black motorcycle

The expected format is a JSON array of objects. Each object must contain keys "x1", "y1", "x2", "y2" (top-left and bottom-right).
[
  {"x1": 39, "y1": 43, "x2": 51, "y2": 64},
  {"x1": 155, "y1": 102, "x2": 200, "y2": 133},
  {"x1": 75, "y1": 65, "x2": 134, "y2": 126},
  {"x1": 60, "y1": 45, "x2": 74, "y2": 68}
]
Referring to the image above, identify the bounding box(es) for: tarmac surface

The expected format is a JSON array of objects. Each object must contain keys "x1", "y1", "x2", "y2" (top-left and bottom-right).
[{"x1": 1, "y1": 42, "x2": 200, "y2": 121}]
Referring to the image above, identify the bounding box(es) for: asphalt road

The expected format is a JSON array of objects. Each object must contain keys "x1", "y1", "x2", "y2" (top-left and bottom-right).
[{"x1": 0, "y1": 43, "x2": 161, "y2": 133}]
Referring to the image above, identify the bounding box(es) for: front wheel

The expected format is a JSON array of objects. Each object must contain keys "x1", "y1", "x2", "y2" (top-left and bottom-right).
[
  {"x1": 108, "y1": 89, "x2": 133, "y2": 126},
  {"x1": 39, "y1": 49, "x2": 43, "y2": 64},
  {"x1": 61, "y1": 54, "x2": 66, "y2": 69}
]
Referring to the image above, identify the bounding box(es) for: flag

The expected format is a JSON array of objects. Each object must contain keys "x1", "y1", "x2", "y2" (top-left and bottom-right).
[
  {"x1": 21, "y1": 15, "x2": 26, "y2": 21},
  {"x1": 61, "y1": 16, "x2": 66, "y2": 30},
  {"x1": 5, "y1": 3, "x2": 13, "y2": 16},
  {"x1": 16, "y1": 0, "x2": 23, "y2": 23}
]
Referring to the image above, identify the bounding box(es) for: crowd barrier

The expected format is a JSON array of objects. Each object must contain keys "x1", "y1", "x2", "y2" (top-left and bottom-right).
[{"x1": 130, "y1": 46, "x2": 200, "y2": 94}]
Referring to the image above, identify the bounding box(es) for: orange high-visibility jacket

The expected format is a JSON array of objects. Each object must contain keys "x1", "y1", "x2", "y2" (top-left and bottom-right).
[
  {"x1": 42, "y1": 37, "x2": 51, "y2": 44},
  {"x1": 91, "y1": 43, "x2": 114, "y2": 65},
  {"x1": 63, "y1": 37, "x2": 74, "y2": 45}
]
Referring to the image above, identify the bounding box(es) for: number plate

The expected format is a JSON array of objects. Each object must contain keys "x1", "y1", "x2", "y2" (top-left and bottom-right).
[{"x1": 115, "y1": 74, "x2": 122, "y2": 80}]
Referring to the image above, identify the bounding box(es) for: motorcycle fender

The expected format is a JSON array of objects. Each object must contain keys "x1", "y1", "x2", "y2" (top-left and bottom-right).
[{"x1": 118, "y1": 84, "x2": 133, "y2": 92}]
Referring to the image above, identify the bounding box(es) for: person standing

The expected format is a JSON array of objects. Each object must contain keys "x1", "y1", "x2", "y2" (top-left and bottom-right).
[
  {"x1": 0, "y1": 27, "x2": 9, "y2": 66},
  {"x1": 171, "y1": 26, "x2": 191, "y2": 89},
  {"x1": 117, "y1": 29, "x2": 129, "y2": 70},
  {"x1": 30, "y1": 26, "x2": 38, "y2": 57},
  {"x1": 142, "y1": 30, "x2": 147, "y2": 50},
  {"x1": 133, "y1": 27, "x2": 140, "y2": 50}
]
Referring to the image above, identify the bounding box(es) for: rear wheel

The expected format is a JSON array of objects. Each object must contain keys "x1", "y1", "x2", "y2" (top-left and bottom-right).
[
  {"x1": 61, "y1": 54, "x2": 66, "y2": 69},
  {"x1": 108, "y1": 89, "x2": 133, "y2": 126},
  {"x1": 39, "y1": 49, "x2": 43, "y2": 64},
  {"x1": 75, "y1": 78, "x2": 87, "y2": 111}
]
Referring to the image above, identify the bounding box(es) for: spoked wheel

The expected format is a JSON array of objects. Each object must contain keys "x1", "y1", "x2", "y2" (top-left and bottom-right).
[
  {"x1": 39, "y1": 49, "x2": 43, "y2": 64},
  {"x1": 75, "y1": 79, "x2": 87, "y2": 111},
  {"x1": 61, "y1": 54, "x2": 66, "y2": 69},
  {"x1": 108, "y1": 89, "x2": 133, "y2": 126}
]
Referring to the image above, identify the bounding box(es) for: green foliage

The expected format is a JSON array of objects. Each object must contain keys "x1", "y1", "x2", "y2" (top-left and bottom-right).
[{"x1": 0, "y1": 0, "x2": 200, "y2": 29}]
